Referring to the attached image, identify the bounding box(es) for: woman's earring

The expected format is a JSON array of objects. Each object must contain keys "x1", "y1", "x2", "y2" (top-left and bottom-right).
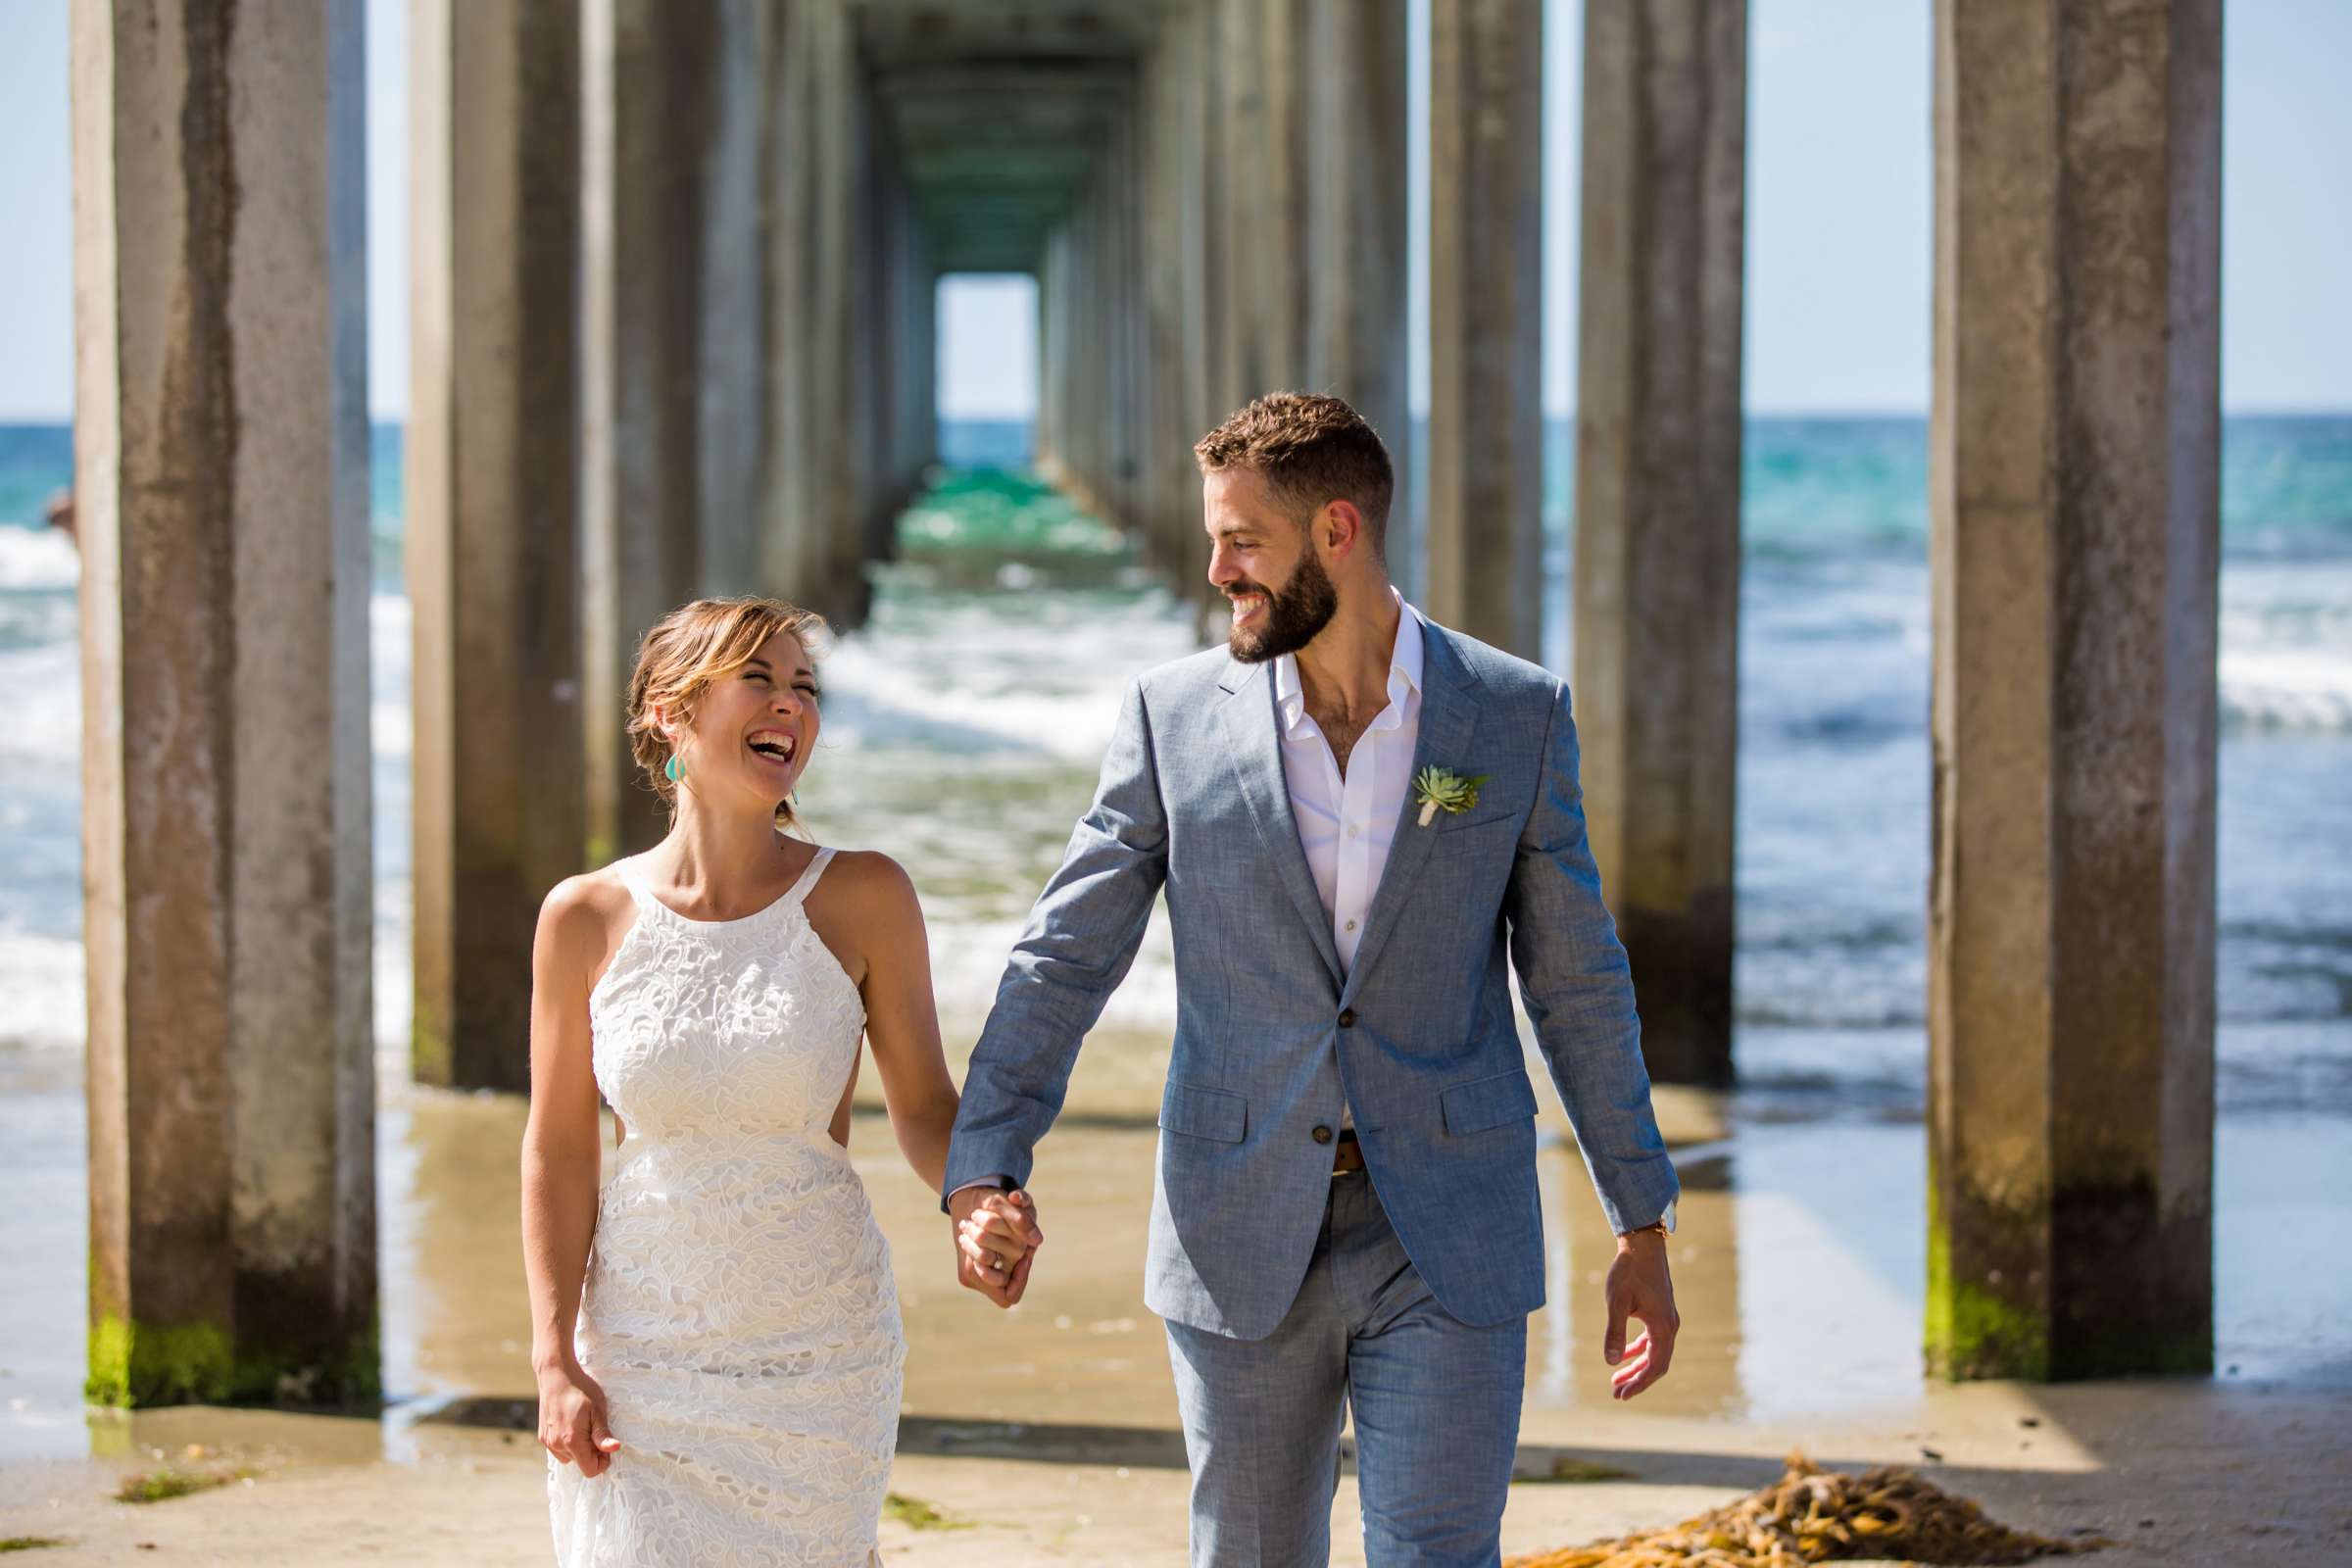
[{"x1": 664, "y1": 754, "x2": 683, "y2": 784}]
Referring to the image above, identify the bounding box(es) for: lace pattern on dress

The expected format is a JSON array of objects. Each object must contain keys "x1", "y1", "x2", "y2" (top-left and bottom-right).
[{"x1": 549, "y1": 848, "x2": 904, "y2": 1567}]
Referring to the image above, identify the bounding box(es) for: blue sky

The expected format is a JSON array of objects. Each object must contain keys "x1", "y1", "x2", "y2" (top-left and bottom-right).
[{"x1": 2, "y1": 0, "x2": 2347, "y2": 421}]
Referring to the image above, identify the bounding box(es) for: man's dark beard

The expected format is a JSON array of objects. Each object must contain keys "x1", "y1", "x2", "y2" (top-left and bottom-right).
[{"x1": 1226, "y1": 548, "x2": 1339, "y2": 663}]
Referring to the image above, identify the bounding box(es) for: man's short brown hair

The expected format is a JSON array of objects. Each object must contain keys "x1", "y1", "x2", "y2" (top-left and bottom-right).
[{"x1": 1193, "y1": 392, "x2": 1395, "y2": 552}]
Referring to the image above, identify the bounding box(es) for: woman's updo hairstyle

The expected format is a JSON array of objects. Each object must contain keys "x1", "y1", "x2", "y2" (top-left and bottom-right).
[{"x1": 626, "y1": 596, "x2": 829, "y2": 829}]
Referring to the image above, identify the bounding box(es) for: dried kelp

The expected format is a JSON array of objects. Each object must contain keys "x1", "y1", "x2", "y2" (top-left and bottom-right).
[{"x1": 1507, "y1": 1452, "x2": 2105, "y2": 1568}]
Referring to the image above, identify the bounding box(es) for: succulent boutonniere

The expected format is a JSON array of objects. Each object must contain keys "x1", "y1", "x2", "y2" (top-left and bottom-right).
[{"x1": 1412, "y1": 765, "x2": 1491, "y2": 827}]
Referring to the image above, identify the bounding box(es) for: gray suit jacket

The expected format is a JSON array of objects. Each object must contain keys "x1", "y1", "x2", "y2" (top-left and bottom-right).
[{"x1": 944, "y1": 615, "x2": 1679, "y2": 1339}]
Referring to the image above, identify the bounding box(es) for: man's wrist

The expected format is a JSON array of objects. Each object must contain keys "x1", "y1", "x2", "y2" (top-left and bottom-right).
[
  {"x1": 943, "y1": 1176, "x2": 1014, "y2": 1216},
  {"x1": 1616, "y1": 1200, "x2": 1677, "y2": 1247}
]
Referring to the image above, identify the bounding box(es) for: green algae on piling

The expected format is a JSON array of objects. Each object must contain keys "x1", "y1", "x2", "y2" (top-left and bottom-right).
[
  {"x1": 86, "y1": 1316, "x2": 234, "y2": 1408},
  {"x1": 85, "y1": 1309, "x2": 380, "y2": 1409}
]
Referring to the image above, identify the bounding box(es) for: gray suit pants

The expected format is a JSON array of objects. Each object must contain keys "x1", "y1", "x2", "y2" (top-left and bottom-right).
[{"x1": 1164, "y1": 1172, "x2": 1527, "y2": 1567}]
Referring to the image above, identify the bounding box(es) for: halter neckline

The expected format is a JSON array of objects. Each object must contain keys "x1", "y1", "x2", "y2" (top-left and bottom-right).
[{"x1": 617, "y1": 846, "x2": 837, "y2": 929}]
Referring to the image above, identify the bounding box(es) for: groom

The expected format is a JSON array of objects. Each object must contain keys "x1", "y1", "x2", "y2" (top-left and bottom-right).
[{"x1": 945, "y1": 393, "x2": 1682, "y2": 1566}]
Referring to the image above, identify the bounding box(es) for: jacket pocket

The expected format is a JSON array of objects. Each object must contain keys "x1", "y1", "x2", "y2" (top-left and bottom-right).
[
  {"x1": 1440, "y1": 1069, "x2": 1539, "y2": 1136},
  {"x1": 1436, "y1": 804, "x2": 1519, "y2": 836},
  {"x1": 1159, "y1": 1081, "x2": 1248, "y2": 1144}
]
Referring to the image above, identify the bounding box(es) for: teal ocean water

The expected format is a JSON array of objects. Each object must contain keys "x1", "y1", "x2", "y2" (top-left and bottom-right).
[{"x1": 1, "y1": 417, "x2": 2348, "y2": 1118}]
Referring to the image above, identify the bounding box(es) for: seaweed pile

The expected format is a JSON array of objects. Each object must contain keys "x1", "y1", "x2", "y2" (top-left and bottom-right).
[{"x1": 1506, "y1": 1453, "x2": 2105, "y2": 1568}]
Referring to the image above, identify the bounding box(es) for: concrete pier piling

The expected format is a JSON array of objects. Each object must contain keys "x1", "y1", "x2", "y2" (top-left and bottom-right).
[
  {"x1": 1425, "y1": 0, "x2": 1544, "y2": 661},
  {"x1": 1571, "y1": 0, "x2": 1748, "y2": 1088},
  {"x1": 407, "y1": 0, "x2": 586, "y2": 1093},
  {"x1": 71, "y1": 0, "x2": 377, "y2": 1403},
  {"x1": 1306, "y1": 0, "x2": 1410, "y2": 589},
  {"x1": 582, "y1": 0, "x2": 720, "y2": 863},
  {"x1": 1927, "y1": 0, "x2": 2222, "y2": 1380}
]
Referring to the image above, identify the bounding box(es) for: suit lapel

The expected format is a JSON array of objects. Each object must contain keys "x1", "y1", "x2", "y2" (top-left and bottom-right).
[
  {"x1": 1215, "y1": 659, "x2": 1347, "y2": 989},
  {"x1": 1342, "y1": 621, "x2": 1482, "y2": 1000}
]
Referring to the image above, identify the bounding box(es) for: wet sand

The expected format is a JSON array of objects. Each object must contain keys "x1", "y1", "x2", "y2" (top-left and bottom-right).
[{"x1": 3, "y1": 1035, "x2": 2349, "y2": 1563}]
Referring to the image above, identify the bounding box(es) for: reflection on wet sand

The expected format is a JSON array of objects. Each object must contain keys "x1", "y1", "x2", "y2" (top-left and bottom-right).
[
  {"x1": 1533, "y1": 1139, "x2": 1742, "y2": 1423},
  {"x1": 377, "y1": 1079, "x2": 540, "y2": 1407}
]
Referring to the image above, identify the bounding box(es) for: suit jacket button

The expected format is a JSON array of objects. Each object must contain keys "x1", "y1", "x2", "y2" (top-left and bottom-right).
[
  {"x1": 1311, "y1": 1125, "x2": 1335, "y2": 1145},
  {"x1": 1337, "y1": 1008, "x2": 1356, "y2": 1028}
]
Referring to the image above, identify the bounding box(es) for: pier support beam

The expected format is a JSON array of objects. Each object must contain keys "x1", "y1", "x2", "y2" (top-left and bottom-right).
[
  {"x1": 1426, "y1": 0, "x2": 1543, "y2": 661},
  {"x1": 1307, "y1": 0, "x2": 1409, "y2": 588},
  {"x1": 72, "y1": 0, "x2": 376, "y2": 1403},
  {"x1": 1571, "y1": 0, "x2": 1746, "y2": 1087},
  {"x1": 582, "y1": 0, "x2": 720, "y2": 863},
  {"x1": 882, "y1": 177, "x2": 938, "y2": 520},
  {"x1": 409, "y1": 0, "x2": 584, "y2": 1092},
  {"x1": 1140, "y1": 30, "x2": 1190, "y2": 579},
  {"x1": 1036, "y1": 227, "x2": 1070, "y2": 483},
  {"x1": 1183, "y1": 4, "x2": 1227, "y2": 610},
  {"x1": 1219, "y1": 0, "x2": 1311, "y2": 402},
  {"x1": 695, "y1": 0, "x2": 775, "y2": 602},
  {"x1": 1927, "y1": 0, "x2": 2221, "y2": 1381},
  {"x1": 763, "y1": 0, "x2": 885, "y2": 627}
]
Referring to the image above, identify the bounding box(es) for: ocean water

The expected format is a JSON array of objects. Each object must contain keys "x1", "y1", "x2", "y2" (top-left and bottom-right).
[{"x1": 1, "y1": 416, "x2": 2347, "y2": 1116}]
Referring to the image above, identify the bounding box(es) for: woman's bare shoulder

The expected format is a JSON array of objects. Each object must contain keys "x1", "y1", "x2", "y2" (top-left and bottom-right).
[
  {"x1": 808, "y1": 848, "x2": 923, "y2": 941},
  {"x1": 537, "y1": 865, "x2": 638, "y2": 966}
]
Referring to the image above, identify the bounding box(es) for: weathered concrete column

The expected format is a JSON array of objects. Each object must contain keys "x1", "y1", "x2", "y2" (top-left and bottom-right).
[
  {"x1": 1218, "y1": 0, "x2": 1311, "y2": 401},
  {"x1": 1570, "y1": 0, "x2": 1746, "y2": 1088},
  {"x1": 1035, "y1": 226, "x2": 1070, "y2": 481},
  {"x1": 1213, "y1": 0, "x2": 1259, "y2": 409},
  {"x1": 760, "y1": 0, "x2": 815, "y2": 601},
  {"x1": 72, "y1": 0, "x2": 375, "y2": 1403},
  {"x1": 410, "y1": 0, "x2": 584, "y2": 1092},
  {"x1": 1065, "y1": 189, "x2": 1102, "y2": 506},
  {"x1": 1426, "y1": 0, "x2": 1543, "y2": 659},
  {"x1": 1927, "y1": 0, "x2": 2221, "y2": 1382},
  {"x1": 1181, "y1": 0, "x2": 1226, "y2": 610},
  {"x1": 695, "y1": 0, "x2": 775, "y2": 598},
  {"x1": 1143, "y1": 21, "x2": 1211, "y2": 585},
  {"x1": 1139, "y1": 34, "x2": 1185, "y2": 578},
  {"x1": 1106, "y1": 107, "x2": 1148, "y2": 531},
  {"x1": 761, "y1": 0, "x2": 872, "y2": 625},
  {"x1": 820, "y1": 1, "x2": 881, "y2": 626},
  {"x1": 583, "y1": 0, "x2": 718, "y2": 863},
  {"x1": 1307, "y1": 0, "x2": 1409, "y2": 585},
  {"x1": 885, "y1": 177, "x2": 938, "y2": 510},
  {"x1": 850, "y1": 92, "x2": 895, "y2": 577}
]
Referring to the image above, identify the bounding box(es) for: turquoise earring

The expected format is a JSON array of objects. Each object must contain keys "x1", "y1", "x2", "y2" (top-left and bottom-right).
[{"x1": 665, "y1": 754, "x2": 683, "y2": 784}]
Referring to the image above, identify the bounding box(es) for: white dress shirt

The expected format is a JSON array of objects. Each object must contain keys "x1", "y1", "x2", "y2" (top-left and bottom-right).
[
  {"x1": 1276, "y1": 597, "x2": 1424, "y2": 1131},
  {"x1": 1273, "y1": 596, "x2": 1425, "y2": 976}
]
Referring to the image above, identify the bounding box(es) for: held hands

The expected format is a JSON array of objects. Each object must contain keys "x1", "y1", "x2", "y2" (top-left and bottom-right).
[
  {"x1": 950, "y1": 1187, "x2": 1044, "y2": 1308},
  {"x1": 1602, "y1": 1226, "x2": 1680, "y2": 1400},
  {"x1": 537, "y1": 1356, "x2": 621, "y2": 1478}
]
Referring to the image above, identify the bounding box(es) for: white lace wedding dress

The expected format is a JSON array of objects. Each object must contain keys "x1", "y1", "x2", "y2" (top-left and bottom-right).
[{"x1": 549, "y1": 848, "x2": 905, "y2": 1567}]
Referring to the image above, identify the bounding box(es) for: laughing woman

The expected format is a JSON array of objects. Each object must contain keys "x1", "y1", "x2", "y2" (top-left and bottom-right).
[{"x1": 520, "y1": 597, "x2": 1035, "y2": 1566}]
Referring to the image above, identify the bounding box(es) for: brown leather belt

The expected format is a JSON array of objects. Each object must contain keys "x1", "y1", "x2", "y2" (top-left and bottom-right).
[{"x1": 1331, "y1": 1129, "x2": 1365, "y2": 1176}]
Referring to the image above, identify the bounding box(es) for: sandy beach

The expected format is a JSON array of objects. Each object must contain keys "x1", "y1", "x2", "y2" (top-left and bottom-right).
[{"x1": 4, "y1": 1042, "x2": 2348, "y2": 1565}]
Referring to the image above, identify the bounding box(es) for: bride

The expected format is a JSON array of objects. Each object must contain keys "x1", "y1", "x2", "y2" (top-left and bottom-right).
[{"x1": 520, "y1": 597, "x2": 1041, "y2": 1565}]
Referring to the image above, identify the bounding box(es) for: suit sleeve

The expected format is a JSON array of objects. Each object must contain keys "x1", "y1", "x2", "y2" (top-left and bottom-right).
[
  {"x1": 1502, "y1": 679, "x2": 1681, "y2": 1234},
  {"x1": 944, "y1": 676, "x2": 1170, "y2": 1199}
]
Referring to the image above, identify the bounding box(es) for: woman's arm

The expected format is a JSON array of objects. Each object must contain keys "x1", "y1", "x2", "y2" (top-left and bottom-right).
[
  {"x1": 818, "y1": 853, "x2": 1040, "y2": 1306},
  {"x1": 521, "y1": 876, "x2": 620, "y2": 1477},
  {"x1": 838, "y1": 853, "x2": 960, "y2": 1191}
]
